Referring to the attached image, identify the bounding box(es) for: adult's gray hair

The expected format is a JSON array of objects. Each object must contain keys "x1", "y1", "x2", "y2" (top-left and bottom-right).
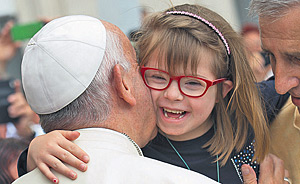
[
  {"x1": 249, "y1": 0, "x2": 300, "y2": 19},
  {"x1": 39, "y1": 29, "x2": 131, "y2": 133}
]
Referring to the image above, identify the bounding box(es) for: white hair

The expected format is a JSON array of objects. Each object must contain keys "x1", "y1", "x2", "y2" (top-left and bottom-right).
[
  {"x1": 40, "y1": 29, "x2": 131, "y2": 133},
  {"x1": 249, "y1": 0, "x2": 300, "y2": 20}
]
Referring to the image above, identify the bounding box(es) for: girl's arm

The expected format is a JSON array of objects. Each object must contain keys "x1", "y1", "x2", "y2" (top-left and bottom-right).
[{"x1": 20, "y1": 130, "x2": 90, "y2": 183}]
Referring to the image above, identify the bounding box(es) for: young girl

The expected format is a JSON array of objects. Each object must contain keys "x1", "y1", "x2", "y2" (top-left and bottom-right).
[
  {"x1": 17, "y1": 4, "x2": 286, "y2": 183},
  {"x1": 136, "y1": 4, "x2": 268, "y2": 182}
]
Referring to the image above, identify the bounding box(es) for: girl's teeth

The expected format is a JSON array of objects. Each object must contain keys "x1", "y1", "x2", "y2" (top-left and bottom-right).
[
  {"x1": 163, "y1": 108, "x2": 186, "y2": 119},
  {"x1": 164, "y1": 110, "x2": 168, "y2": 117},
  {"x1": 163, "y1": 108, "x2": 184, "y2": 114}
]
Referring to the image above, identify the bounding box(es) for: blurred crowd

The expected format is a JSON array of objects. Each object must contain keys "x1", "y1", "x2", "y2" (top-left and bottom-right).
[
  {"x1": 241, "y1": 23, "x2": 273, "y2": 82},
  {"x1": 0, "y1": 20, "x2": 43, "y2": 184}
]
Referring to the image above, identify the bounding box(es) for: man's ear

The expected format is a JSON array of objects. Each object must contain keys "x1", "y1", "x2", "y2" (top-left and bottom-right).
[
  {"x1": 222, "y1": 80, "x2": 233, "y2": 98},
  {"x1": 113, "y1": 64, "x2": 136, "y2": 106}
]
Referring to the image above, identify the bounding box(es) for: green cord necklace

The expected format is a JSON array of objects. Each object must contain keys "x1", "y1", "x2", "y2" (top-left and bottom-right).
[
  {"x1": 165, "y1": 136, "x2": 190, "y2": 170},
  {"x1": 165, "y1": 136, "x2": 220, "y2": 183}
]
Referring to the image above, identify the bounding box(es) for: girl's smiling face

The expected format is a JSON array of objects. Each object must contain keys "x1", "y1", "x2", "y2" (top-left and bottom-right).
[{"x1": 145, "y1": 48, "x2": 221, "y2": 141}]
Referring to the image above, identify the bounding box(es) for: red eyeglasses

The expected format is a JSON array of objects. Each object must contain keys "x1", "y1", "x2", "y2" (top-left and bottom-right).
[{"x1": 140, "y1": 66, "x2": 227, "y2": 98}]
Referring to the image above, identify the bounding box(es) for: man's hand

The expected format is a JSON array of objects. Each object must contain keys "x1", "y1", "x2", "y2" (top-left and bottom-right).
[
  {"x1": 7, "y1": 80, "x2": 39, "y2": 138},
  {"x1": 242, "y1": 154, "x2": 290, "y2": 184},
  {"x1": 241, "y1": 164, "x2": 257, "y2": 184}
]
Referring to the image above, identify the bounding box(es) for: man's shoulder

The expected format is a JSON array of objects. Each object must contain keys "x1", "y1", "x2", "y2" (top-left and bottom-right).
[
  {"x1": 13, "y1": 169, "x2": 53, "y2": 184},
  {"x1": 13, "y1": 155, "x2": 219, "y2": 184},
  {"x1": 109, "y1": 154, "x2": 219, "y2": 183}
]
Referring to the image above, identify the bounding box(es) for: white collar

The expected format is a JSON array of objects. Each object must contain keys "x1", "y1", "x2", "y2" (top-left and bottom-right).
[{"x1": 74, "y1": 128, "x2": 143, "y2": 156}]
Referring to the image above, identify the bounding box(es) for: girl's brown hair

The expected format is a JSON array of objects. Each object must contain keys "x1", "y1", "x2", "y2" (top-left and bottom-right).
[
  {"x1": 0, "y1": 138, "x2": 29, "y2": 184},
  {"x1": 136, "y1": 4, "x2": 269, "y2": 166}
]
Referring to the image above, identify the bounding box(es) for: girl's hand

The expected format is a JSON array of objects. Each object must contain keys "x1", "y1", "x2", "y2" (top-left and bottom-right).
[{"x1": 27, "y1": 130, "x2": 90, "y2": 183}]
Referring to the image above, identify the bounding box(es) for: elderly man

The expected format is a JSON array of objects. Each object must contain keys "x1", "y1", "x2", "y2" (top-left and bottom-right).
[
  {"x1": 12, "y1": 15, "x2": 219, "y2": 183},
  {"x1": 250, "y1": 0, "x2": 300, "y2": 183}
]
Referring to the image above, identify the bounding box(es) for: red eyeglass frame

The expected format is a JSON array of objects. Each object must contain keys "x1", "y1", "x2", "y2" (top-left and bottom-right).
[{"x1": 140, "y1": 66, "x2": 227, "y2": 98}]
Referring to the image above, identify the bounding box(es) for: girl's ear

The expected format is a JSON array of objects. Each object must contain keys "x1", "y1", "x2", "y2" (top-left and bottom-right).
[
  {"x1": 113, "y1": 64, "x2": 136, "y2": 106},
  {"x1": 222, "y1": 80, "x2": 233, "y2": 98}
]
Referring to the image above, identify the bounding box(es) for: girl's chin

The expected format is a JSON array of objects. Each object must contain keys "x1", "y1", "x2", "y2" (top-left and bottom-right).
[{"x1": 158, "y1": 127, "x2": 184, "y2": 137}]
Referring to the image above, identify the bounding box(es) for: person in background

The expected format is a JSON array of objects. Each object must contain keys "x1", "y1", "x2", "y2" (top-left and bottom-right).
[
  {"x1": 250, "y1": 0, "x2": 300, "y2": 183},
  {"x1": 241, "y1": 23, "x2": 272, "y2": 82},
  {"x1": 0, "y1": 138, "x2": 29, "y2": 184},
  {"x1": 0, "y1": 21, "x2": 41, "y2": 140}
]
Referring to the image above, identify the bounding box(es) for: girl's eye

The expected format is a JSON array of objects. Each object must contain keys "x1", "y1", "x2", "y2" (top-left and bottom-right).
[
  {"x1": 186, "y1": 81, "x2": 203, "y2": 86},
  {"x1": 145, "y1": 71, "x2": 169, "y2": 85},
  {"x1": 181, "y1": 78, "x2": 206, "y2": 90},
  {"x1": 151, "y1": 75, "x2": 167, "y2": 80}
]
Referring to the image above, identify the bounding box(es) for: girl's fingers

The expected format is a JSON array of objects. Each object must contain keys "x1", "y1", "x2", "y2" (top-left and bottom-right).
[
  {"x1": 27, "y1": 130, "x2": 89, "y2": 182},
  {"x1": 39, "y1": 154, "x2": 78, "y2": 181},
  {"x1": 50, "y1": 146, "x2": 88, "y2": 172},
  {"x1": 57, "y1": 131, "x2": 90, "y2": 163},
  {"x1": 58, "y1": 130, "x2": 80, "y2": 141},
  {"x1": 37, "y1": 162, "x2": 59, "y2": 183}
]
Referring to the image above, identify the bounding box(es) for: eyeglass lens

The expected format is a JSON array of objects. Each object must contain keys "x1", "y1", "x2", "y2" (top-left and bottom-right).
[{"x1": 144, "y1": 69, "x2": 207, "y2": 97}]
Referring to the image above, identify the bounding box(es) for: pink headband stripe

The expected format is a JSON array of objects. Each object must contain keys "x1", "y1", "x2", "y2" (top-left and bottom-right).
[{"x1": 166, "y1": 11, "x2": 231, "y2": 56}]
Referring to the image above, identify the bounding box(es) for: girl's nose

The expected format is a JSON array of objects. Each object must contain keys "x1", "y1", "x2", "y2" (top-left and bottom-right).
[{"x1": 163, "y1": 80, "x2": 184, "y2": 101}]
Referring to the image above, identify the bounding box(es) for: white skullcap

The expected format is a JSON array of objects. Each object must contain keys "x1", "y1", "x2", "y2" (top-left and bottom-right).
[{"x1": 22, "y1": 15, "x2": 106, "y2": 114}]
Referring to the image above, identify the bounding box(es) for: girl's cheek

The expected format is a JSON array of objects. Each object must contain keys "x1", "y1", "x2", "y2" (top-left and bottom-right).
[
  {"x1": 150, "y1": 89, "x2": 159, "y2": 101},
  {"x1": 150, "y1": 90, "x2": 162, "y2": 111}
]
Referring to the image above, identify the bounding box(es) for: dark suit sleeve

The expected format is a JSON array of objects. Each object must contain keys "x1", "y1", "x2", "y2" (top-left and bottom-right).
[
  {"x1": 17, "y1": 148, "x2": 28, "y2": 177},
  {"x1": 258, "y1": 77, "x2": 290, "y2": 123}
]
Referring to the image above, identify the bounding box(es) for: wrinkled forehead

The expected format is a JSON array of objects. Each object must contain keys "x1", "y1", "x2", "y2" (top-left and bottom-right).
[
  {"x1": 259, "y1": 5, "x2": 300, "y2": 38},
  {"x1": 259, "y1": 8, "x2": 300, "y2": 57}
]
